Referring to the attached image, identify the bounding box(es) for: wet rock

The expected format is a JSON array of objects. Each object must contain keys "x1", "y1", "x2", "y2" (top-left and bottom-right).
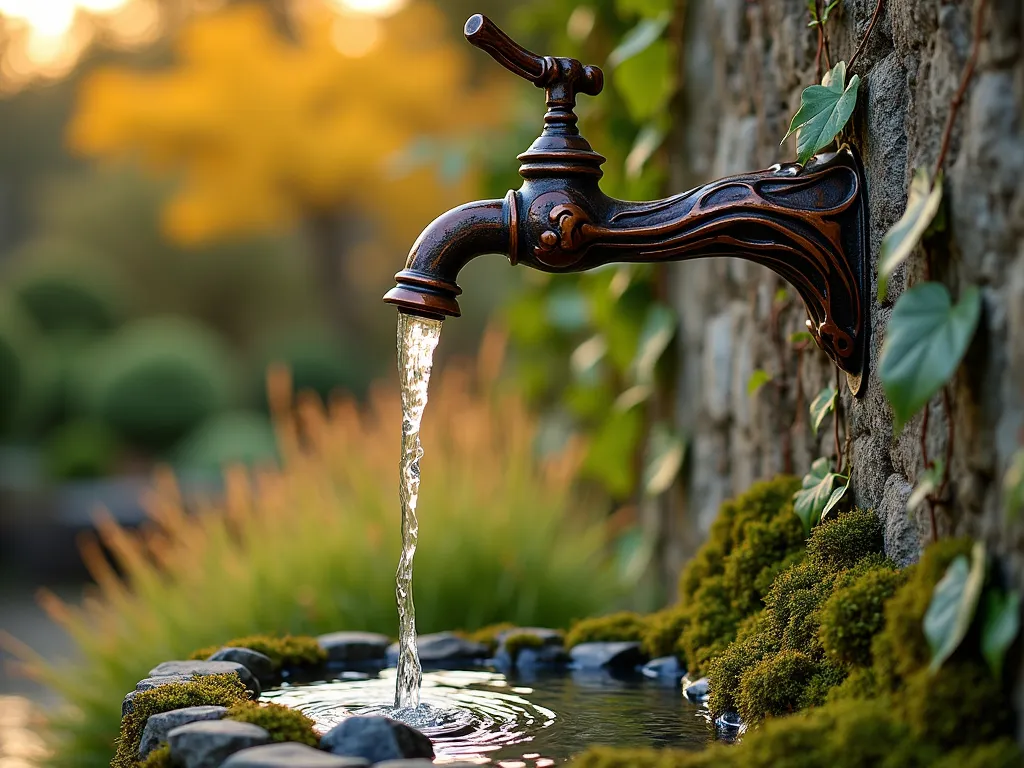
[
  {"x1": 222, "y1": 743, "x2": 369, "y2": 767},
  {"x1": 715, "y1": 711, "x2": 742, "y2": 729},
  {"x1": 320, "y1": 716, "x2": 434, "y2": 763},
  {"x1": 168, "y1": 720, "x2": 270, "y2": 768},
  {"x1": 683, "y1": 676, "x2": 709, "y2": 703},
  {"x1": 514, "y1": 645, "x2": 570, "y2": 671},
  {"x1": 491, "y1": 628, "x2": 568, "y2": 671},
  {"x1": 318, "y1": 632, "x2": 391, "y2": 665},
  {"x1": 569, "y1": 642, "x2": 647, "y2": 671},
  {"x1": 139, "y1": 705, "x2": 228, "y2": 759},
  {"x1": 372, "y1": 761, "x2": 436, "y2": 768},
  {"x1": 208, "y1": 648, "x2": 276, "y2": 688},
  {"x1": 641, "y1": 656, "x2": 685, "y2": 683},
  {"x1": 149, "y1": 660, "x2": 261, "y2": 697},
  {"x1": 123, "y1": 675, "x2": 193, "y2": 717},
  {"x1": 385, "y1": 632, "x2": 488, "y2": 666}
]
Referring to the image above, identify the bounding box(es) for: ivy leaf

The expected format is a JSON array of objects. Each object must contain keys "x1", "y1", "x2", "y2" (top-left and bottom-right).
[
  {"x1": 923, "y1": 542, "x2": 986, "y2": 674},
  {"x1": 793, "y1": 457, "x2": 841, "y2": 536},
  {"x1": 879, "y1": 283, "x2": 981, "y2": 434},
  {"x1": 608, "y1": 14, "x2": 670, "y2": 68},
  {"x1": 747, "y1": 369, "x2": 773, "y2": 396},
  {"x1": 626, "y1": 122, "x2": 666, "y2": 179},
  {"x1": 1003, "y1": 449, "x2": 1024, "y2": 522},
  {"x1": 908, "y1": 459, "x2": 944, "y2": 515},
  {"x1": 632, "y1": 303, "x2": 676, "y2": 386},
  {"x1": 789, "y1": 331, "x2": 814, "y2": 345},
  {"x1": 877, "y1": 169, "x2": 944, "y2": 301},
  {"x1": 810, "y1": 386, "x2": 837, "y2": 436},
  {"x1": 783, "y1": 61, "x2": 861, "y2": 165},
  {"x1": 981, "y1": 589, "x2": 1020, "y2": 679},
  {"x1": 643, "y1": 422, "x2": 686, "y2": 496},
  {"x1": 581, "y1": 407, "x2": 644, "y2": 499},
  {"x1": 821, "y1": 474, "x2": 850, "y2": 522},
  {"x1": 613, "y1": 39, "x2": 674, "y2": 121}
]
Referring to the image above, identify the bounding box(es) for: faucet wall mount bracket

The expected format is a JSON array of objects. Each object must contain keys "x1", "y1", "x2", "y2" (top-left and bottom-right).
[{"x1": 385, "y1": 14, "x2": 870, "y2": 396}]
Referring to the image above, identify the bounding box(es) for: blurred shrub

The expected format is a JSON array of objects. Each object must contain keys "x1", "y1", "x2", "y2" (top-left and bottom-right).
[
  {"x1": 44, "y1": 419, "x2": 120, "y2": 480},
  {"x1": 173, "y1": 410, "x2": 278, "y2": 474},
  {"x1": 0, "y1": 299, "x2": 35, "y2": 435},
  {"x1": 6, "y1": 237, "x2": 125, "y2": 334},
  {"x1": 12, "y1": 332, "x2": 97, "y2": 438},
  {"x1": 79, "y1": 316, "x2": 236, "y2": 450},
  {"x1": 25, "y1": 333, "x2": 626, "y2": 767},
  {"x1": 249, "y1": 328, "x2": 371, "y2": 407}
]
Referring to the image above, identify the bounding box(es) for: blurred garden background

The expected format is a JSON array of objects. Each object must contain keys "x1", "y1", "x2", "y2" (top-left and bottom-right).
[{"x1": 0, "y1": 0, "x2": 680, "y2": 764}]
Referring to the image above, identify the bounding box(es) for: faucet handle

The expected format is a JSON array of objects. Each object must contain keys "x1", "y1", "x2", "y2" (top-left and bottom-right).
[{"x1": 465, "y1": 14, "x2": 603, "y2": 115}]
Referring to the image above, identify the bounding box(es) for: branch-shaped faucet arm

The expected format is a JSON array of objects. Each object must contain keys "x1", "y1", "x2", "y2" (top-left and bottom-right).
[{"x1": 384, "y1": 14, "x2": 870, "y2": 394}]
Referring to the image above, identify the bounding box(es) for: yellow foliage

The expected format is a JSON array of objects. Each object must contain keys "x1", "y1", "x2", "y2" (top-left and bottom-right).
[{"x1": 68, "y1": 2, "x2": 508, "y2": 245}]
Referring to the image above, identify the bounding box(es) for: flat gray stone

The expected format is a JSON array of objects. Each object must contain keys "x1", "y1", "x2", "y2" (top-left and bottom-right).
[
  {"x1": 385, "y1": 632, "x2": 488, "y2": 665},
  {"x1": 123, "y1": 675, "x2": 193, "y2": 717},
  {"x1": 168, "y1": 720, "x2": 270, "y2": 768},
  {"x1": 317, "y1": 632, "x2": 390, "y2": 664},
  {"x1": 150, "y1": 660, "x2": 261, "y2": 697},
  {"x1": 222, "y1": 743, "x2": 369, "y2": 767},
  {"x1": 208, "y1": 648, "x2": 276, "y2": 687},
  {"x1": 321, "y1": 716, "x2": 434, "y2": 762},
  {"x1": 569, "y1": 641, "x2": 646, "y2": 670},
  {"x1": 641, "y1": 656, "x2": 685, "y2": 682},
  {"x1": 683, "y1": 676, "x2": 710, "y2": 703},
  {"x1": 139, "y1": 706, "x2": 228, "y2": 759}
]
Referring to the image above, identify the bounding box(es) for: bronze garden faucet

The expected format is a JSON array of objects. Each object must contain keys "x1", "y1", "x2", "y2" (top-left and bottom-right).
[{"x1": 384, "y1": 14, "x2": 870, "y2": 394}]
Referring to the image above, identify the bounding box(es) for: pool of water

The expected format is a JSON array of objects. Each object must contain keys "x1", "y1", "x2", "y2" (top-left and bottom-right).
[{"x1": 261, "y1": 668, "x2": 712, "y2": 764}]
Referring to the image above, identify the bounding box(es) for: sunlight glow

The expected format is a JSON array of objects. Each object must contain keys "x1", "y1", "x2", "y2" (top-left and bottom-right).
[{"x1": 329, "y1": 0, "x2": 407, "y2": 17}]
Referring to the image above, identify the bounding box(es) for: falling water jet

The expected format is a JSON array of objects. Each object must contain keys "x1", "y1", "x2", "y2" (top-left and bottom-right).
[{"x1": 394, "y1": 313, "x2": 443, "y2": 710}]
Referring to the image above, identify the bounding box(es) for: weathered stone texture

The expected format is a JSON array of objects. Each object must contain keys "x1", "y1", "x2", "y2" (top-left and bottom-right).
[{"x1": 665, "y1": 0, "x2": 1023, "y2": 736}]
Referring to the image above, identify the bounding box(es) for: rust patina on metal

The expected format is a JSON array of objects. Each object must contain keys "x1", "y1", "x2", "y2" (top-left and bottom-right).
[{"x1": 384, "y1": 14, "x2": 870, "y2": 395}]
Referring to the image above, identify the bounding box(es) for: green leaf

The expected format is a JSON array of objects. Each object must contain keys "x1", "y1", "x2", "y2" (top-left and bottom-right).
[
  {"x1": 608, "y1": 14, "x2": 670, "y2": 68},
  {"x1": 877, "y1": 169, "x2": 944, "y2": 301},
  {"x1": 908, "y1": 459, "x2": 944, "y2": 514},
  {"x1": 625, "y1": 122, "x2": 666, "y2": 179},
  {"x1": 783, "y1": 61, "x2": 861, "y2": 164},
  {"x1": 821, "y1": 474, "x2": 850, "y2": 522},
  {"x1": 643, "y1": 422, "x2": 685, "y2": 496},
  {"x1": 879, "y1": 283, "x2": 981, "y2": 434},
  {"x1": 809, "y1": 386, "x2": 837, "y2": 436},
  {"x1": 793, "y1": 457, "x2": 841, "y2": 536},
  {"x1": 821, "y1": 0, "x2": 840, "y2": 23},
  {"x1": 1003, "y1": 449, "x2": 1024, "y2": 522},
  {"x1": 569, "y1": 335, "x2": 608, "y2": 383},
  {"x1": 615, "y1": 0, "x2": 673, "y2": 16},
  {"x1": 981, "y1": 589, "x2": 1020, "y2": 679},
  {"x1": 581, "y1": 408, "x2": 644, "y2": 499},
  {"x1": 613, "y1": 39, "x2": 674, "y2": 121},
  {"x1": 924, "y1": 542, "x2": 986, "y2": 673},
  {"x1": 632, "y1": 303, "x2": 676, "y2": 386},
  {"x1": 747, "y1": 369, "x2": 773, "y2": 396},
  {"x1": 789, "y1": 331, "x2": 814, "y2": 345}
]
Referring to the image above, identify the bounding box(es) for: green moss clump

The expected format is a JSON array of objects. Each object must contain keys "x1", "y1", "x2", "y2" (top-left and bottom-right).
[
  {"x1": 503, "y1": 633, "x2": 546, "y2": 664},
  {"x1": 900, "y1": 662, "x2": 1014, "y2": 750},
  {"x1": 826, "y1": 665, "x2": 877, "y2": 704},
  {"x1": 932, "y1": 739, "x2": 1024, "y2": 768},
  {"x1": 819, "y1": 566, "x2": 906, "y2": 667},
  {"x1": 640, "y1": 606, "x2": 688, "y2": 659},
  {"x1": 188, "y1": 635, "x2": 326, "y2": 669},
  {"x1": 565, "y1": 612, "x2": 647, "y2": 649},
  {"x1": 804, "y1": 509, "x2": 884, "y2": 573},
  {"x1": 798, "y1": 659, "x2": 847, "y2": 709},
  {"x1": 761, "y1": 560, "x2": 835, "y2": 655},
  {"x1": 706, "y1": 628, "x2": 777, "y2": 716},
  {"x1": 569, "y1": 745, "x2": 738, "y2": 768},
  {"x1": 737, "y1": 649, "x2": 817, "y2": 723},
  {"x1": 464, "y1": 623, "x2": 517, "y2": 654},
  {"x1": 722, "y1": 513, "x2": 805, "y2": 615},
  {"x1": 226, "y1": 701, "x2": 318, "y2": 746},
  {"x1": 676, "y1": 577, "x2": 740, "y2": 675},
  {"x1": 139, "y1": 744, "x2": 175, "y2": 768},
  {"x1": 112, "y1": 674, "x2": 249, "y2": 768}
]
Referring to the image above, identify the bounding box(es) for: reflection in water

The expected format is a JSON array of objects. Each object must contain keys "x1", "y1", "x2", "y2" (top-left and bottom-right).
[{"x1": 262, "y1": 668, "x2": 711, "y2": 764}]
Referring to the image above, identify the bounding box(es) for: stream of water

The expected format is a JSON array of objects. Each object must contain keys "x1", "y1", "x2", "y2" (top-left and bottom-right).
[{"x1": 394, "y1": 314, "x2": 443, "y2": 710}]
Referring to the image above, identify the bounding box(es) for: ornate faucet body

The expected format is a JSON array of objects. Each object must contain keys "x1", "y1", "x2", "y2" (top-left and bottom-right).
[{"x1": 385, "y1": 14, "x2": 870, "y2": 394}]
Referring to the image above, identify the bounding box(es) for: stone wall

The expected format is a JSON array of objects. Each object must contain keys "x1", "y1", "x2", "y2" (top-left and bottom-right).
[{"x1": 662, "y1": 0, "x2": 1024, "y2": 733}]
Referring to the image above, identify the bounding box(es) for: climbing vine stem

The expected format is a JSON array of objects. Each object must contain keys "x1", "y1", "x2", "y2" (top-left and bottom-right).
[{"x1": 847, "y1": 0, "x2": 884, "y2": 70}]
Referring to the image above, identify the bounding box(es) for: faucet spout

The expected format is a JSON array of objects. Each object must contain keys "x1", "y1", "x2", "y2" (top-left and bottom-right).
[{"x1": 383, "y1": 196, "x2": 510, "y2": 320}]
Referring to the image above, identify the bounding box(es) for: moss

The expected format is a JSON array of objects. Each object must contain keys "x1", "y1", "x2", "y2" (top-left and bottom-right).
[
  {"x1": 569, "y1": 745, "x2": 738, "y2": 768},
  {"x1": 761, "y1": 560, "x2": 836, "y2": 656},
  {"x1": 707, "y1": 629, "x2": 778, "y2": 717},
  {"x1": 900, "y1": 662, "x2": 1014, "y2": 750},
  {"x1": 737, "y1": 649, "x2": 817, "y2": 723},
  {"x1": 826, "y1": 665, "x2": 878, "y2": 704},
  {"x1": 464, "y1": 623, "x2": 517, "y2": 654},
  {"x1": 503, "y1": 633, "x2": 546, "y2": 664},
  {"x1": 112, "y1": 674, "x2": 249, "y2": 768},
  {"x1": 640, "y1": 606, "x2": 688, "y2": 659},
  {"x1": 187, "y1": 635, "x2": 326, "y2": 669},
  {"x1": 139, "y1": 744, "x2": 175, "y2": 768},
  {"x1": 932, "y1": 739, "x2": 1024, "y2": 768},
  {"x1": 819, "y1": 566, "x2": 906, "y2": 668},
  {"x1": 871, "y1": 537, "x2": 974, "y2": 691},
  {"x1": 226, "y1": 701, "x2": 318, "y2": 746},
  {"x1": 804, "y1": 509, "x2": 884, "y2": 573},
  {"x1": 722, "y1": 512, "x2": 806, "y2": 615},
  {"x1": 565, "y1": 612, "x2": 647, "y2": 649},
  {"x1": 799, "y1": 659, "x2": 847, "y2": 709},
  {"x1": 676, "y1": 577, "x2": 741, "y2": 675}
]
